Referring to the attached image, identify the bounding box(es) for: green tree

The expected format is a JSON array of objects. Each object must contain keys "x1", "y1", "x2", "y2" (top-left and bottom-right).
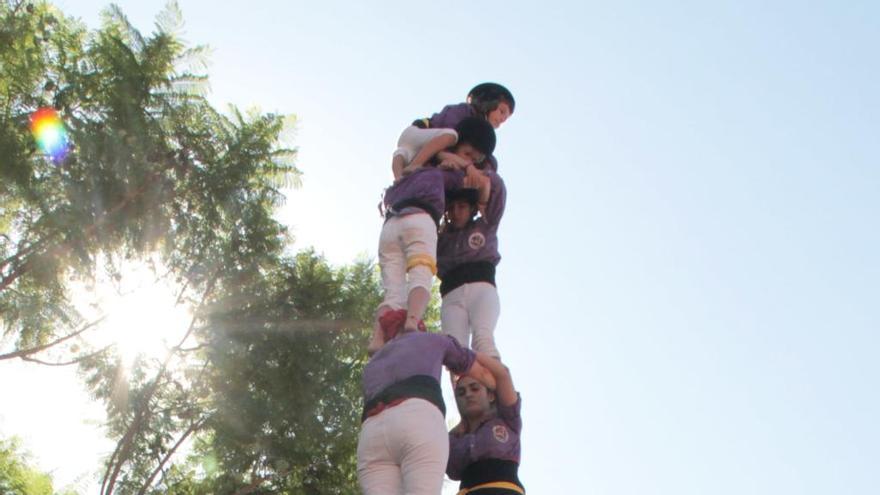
[
  {"x1": 0, "y1": 436, "x2": 54, "y2": 495},
  {"x1": 1, "y1": 2, "x2": 382, "y2": 494}
]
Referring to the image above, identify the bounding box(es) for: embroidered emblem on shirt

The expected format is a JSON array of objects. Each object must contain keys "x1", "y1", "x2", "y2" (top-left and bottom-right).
[
  {"x1": 468, "y1": 232, "x2": 486, "y2": 250},
  {"x1": 493, "y1": 425, "x2": 509, "y2": 443}
]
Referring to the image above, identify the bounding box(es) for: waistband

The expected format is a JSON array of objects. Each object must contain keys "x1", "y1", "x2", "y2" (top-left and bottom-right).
[
  {"x1": 459, "y1": 459, "x2": 523, "y2": 492},
  {"x1": 362, "y1": 375, "x2": 445, "y2": 422},
  {"x1": 457, "y1": 481, "x2": 524, "y2": 495},
  {"x1": 440, "y1": 261, "x2": 496, "y2": 296},
  {"x1": 386, "y1": 198, "x2": 441, "y2": 226}
]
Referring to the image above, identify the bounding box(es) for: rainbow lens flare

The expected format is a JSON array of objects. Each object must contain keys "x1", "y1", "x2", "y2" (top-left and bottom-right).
[{"x1": 30, "y1": 107, "x2": 69, "y2": 161}]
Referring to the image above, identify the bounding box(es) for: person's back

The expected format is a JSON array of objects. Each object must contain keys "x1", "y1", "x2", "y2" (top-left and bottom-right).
[
  {"x1": 357, "y1": 327, "x2": 495, "y2": 495},
  {"x1": 383, "y1": 166, "x2": 454, "y2": 226}
]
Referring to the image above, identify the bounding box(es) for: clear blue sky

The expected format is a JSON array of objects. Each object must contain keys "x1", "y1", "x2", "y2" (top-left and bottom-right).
[{"x1": 3, "y1": 0, "x2": 878, "y2": 493}]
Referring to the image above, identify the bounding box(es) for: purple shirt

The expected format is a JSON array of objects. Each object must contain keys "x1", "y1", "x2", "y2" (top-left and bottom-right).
[
  {"x1": 437, "y1": 172, "x2": 506, "y2": 277},
  {"x1": 383, "y1": 167, "x2": 464, "y2": 222},
  {"x1": 362, "y1": 332, "x2": 476, "y2": 404},
  {"x1": 447, "y1": 394, "x2": 523, "y2": 480},
  {"x1": 427, "y1": 103, "x2": 477, "y2": 129}
]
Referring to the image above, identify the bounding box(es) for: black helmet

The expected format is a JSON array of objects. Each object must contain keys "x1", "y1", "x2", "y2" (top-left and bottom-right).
[{"x1": 467, "y1": 82, "x2": 515, "y2": 114}]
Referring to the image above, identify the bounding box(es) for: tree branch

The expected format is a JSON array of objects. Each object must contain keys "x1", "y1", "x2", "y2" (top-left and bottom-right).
[
  {"x1": 102, "y1": 275, "x2": 217, "y2": 495},
  {"x1": 20, "y1": 344, "x2": 113, "y2": 366},
  {"x1": 0, "y1": 317, "x2": 106, "y2": 361},
  {"x1": 1, "y1": 169, "x2": 167, "y2": 294},
  {"x1": 136, "y1": 416, "x2": 207, "y2": 495}
]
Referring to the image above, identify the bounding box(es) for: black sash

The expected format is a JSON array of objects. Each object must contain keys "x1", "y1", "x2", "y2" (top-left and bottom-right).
[
  {"x1": 387, "y1": 198, "x2": 441, "y2": 226},
  {"x1": 361, "y1": 375, "x2": 445, "y2": 422},
  {"x1": 440, "y1": 261, "x2": 496, "y2": 296},
  {"x1": 460, "y1": 459, "x2": 524, "y2": 492}
]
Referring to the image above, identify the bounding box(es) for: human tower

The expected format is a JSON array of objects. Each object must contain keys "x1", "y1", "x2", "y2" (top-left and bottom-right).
[{"x1": 358, "y1": 84, "x2": 524, "y2": 495}]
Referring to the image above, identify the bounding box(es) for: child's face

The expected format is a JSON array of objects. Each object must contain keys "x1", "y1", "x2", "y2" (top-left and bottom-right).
[
  {"x1": 453, "y1": 143, "x2": 486, "y2": 165},
  {"x1": 487, "y1": 102, "x2": 512, "y2": 129},
  {"x1": 447, "y1": 200, "x2": 475, "y2": 229}
]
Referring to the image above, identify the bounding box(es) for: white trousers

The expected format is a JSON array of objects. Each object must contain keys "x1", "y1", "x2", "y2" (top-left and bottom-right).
[
  {"x1": 393, "y1": 125, "x2": 458, "y2": 164},
  {"x1": 378, "y1": 213, "x2": 437, "y2": 311},
  {"x1": 440, "y1": 282, "x2": 501, "y2": 358},
  {"x1": 357, "y1": 398, "x2": 449, "y2": 495}
]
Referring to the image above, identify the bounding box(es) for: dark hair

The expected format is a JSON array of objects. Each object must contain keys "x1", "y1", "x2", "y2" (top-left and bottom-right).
[
  {"x1": 442, "y1": 189, "x2": 479, "y2": 230},
  {"x1": 446, "y1": 187, "x2": 480, "y2": 206},
  {"x1": 454, "y1": 117, "x2": 496, "y2": 156},
  {"x1": 468, "y1": 82, "x2": 515, "y2": 117}
]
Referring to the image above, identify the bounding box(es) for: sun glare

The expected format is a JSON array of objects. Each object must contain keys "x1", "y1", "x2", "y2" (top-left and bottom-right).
[{"x1": 76, "y1": 259, "x2": 193, "y2": 369}]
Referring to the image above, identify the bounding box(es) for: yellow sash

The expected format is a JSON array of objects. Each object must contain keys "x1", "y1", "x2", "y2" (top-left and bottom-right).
[{"x1": 457, "y1": 481, "x2": 525, "y2": 495}]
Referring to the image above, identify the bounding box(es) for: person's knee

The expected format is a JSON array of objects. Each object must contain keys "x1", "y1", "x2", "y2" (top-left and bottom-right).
[{"x1": 392, "y1": 147, "x2": 413, "y2": 163}]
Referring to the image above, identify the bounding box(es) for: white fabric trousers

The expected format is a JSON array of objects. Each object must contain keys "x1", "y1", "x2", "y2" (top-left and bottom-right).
[
  {"x1": 378, "y1": 213, "x2": 437, "y2": 311},
  {"x1": 357, "y1": 398, "x2": 449, "y2": 495},
  {"x1": 440, "y1": 282, "x2": 501, "y2": 358},
  {"x1": 393, "y1": 125, "x2": 458, "y2": 164}
]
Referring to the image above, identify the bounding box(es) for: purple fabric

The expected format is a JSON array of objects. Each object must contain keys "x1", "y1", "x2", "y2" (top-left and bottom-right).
[
  {"x1": 427, "y1": 103, "x2": 477, "y2": 129},
  {"x1": 437, "y1": 172, "x2": 506, "y2": 277},
  {"x1": 383, "y1": 167, "x2": 464, "y2": 220},
  {"x1": 484, "y1": 154, "x2": 499, "y2": 173},
  {"x1": 447, "y1": 394, "x2": 523, "y2": 480},
  {"x1": 362, "y1": 332, "x2": 476, "y2": 404}
]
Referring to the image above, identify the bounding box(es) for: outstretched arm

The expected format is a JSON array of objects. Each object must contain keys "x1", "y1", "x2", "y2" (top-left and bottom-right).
[
  {"x1": 462, "y1": 165, "x2": 492, "y2": 214},
  {"x1": 475, "y1": 353, "x2": 517, "y2": 407}
]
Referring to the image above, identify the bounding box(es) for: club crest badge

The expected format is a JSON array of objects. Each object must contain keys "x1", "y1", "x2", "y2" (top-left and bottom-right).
[
  {"x1": 493, "y1": 425, "x2": 509, "y2": 443},
  {"x1": 468, "y1": 232, "x2": 486, "y2": 250}
]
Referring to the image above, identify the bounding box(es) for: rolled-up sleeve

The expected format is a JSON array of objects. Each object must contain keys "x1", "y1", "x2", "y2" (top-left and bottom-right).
[
  {"x1": 497, "y1": 393, "x2": 522, "y2": 434},
  {"x1": 482, "y1": 172, "x2": 506, "y2": 227},
  {"x1": 441, "y1": 335, "x2": 476, "y2": 374}
]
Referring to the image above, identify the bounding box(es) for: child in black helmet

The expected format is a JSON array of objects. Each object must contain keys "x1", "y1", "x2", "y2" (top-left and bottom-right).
[{"x1": 392, "y1": 83, "x2": 514, "y2": 179}]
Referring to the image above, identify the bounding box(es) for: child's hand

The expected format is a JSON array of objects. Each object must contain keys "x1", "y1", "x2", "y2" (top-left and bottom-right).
[
  {"x1": 463, "y1": 166, "x2": 489, "y2": 190},
  {"x1": 437, "y1": 152, "x2": 472, "y2": 170}
]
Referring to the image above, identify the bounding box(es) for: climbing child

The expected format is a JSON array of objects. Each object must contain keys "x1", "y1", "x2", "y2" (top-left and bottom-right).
[
  {"x1": 392, "y1": 82, "x2": 515, "y2": 179},
  {"x1": 369, "y1": 117, "x2": 497, "y2": 355}
]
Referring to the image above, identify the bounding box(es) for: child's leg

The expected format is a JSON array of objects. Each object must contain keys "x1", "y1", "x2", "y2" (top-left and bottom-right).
[
  {"x1": 440, "y1": 286, "x2": 470, "y2": 348},
  {"x1": 467, "y1": 282, "x2": 501, "y2": 359},
  {"x1": 393, "y1": 126, "x2": 458, "y2": 178},
  {"x1": 372, "y1": 218, "x2": 407, "y2": 352},
  {"x1": 398, "y1": 213, "x2": 438, "y2": 330},
  {"x1": 391, "y1": 154, "x2": 407, "y2": 181}
]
